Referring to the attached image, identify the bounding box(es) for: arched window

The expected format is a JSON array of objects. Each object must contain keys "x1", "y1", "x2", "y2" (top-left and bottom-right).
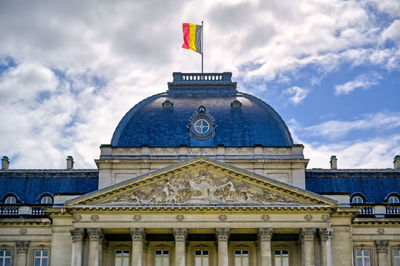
[
  {"x1": 40, "y1": 196, "x2": 53, "y2": 205},
  {"x1": 388, "y1": 196, "x2": 400, "y2": 204},
  {"x1": 351, "y1": 196, "x2": 364, "y2": 204},
  {"x1": 4, "y1": 196, "x2": 17, "y2": 204}
]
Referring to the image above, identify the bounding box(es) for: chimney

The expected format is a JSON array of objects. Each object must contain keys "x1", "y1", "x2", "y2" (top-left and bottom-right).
[
  {"x1": 394, "y1": 155, "x2": 400, "y2": 169},
  {"x1": 330, "y1": 155, "x2": 337, "y2": 170},
  {"x1": 66, "y1": 156, "x2": 74, "y2": 170},
  {"x1": 1, "y1": 156, "x2": 9, "y2": 170}
]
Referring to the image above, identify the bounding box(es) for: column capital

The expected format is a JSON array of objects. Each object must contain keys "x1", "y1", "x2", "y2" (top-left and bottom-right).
[
  {"x1": 173, "y1": 228, "x2": 187, "y2": 242},
  {"x1": 70, "y1": 228, "x2": 85, "y2": 242},
  {"x1": 375, "y1": 240, "x2": 389, "y2": 253},
  {"x1": 16, "y1": 241, "x2": 29, "y2": 253},
  {"x1": 258, "y1": 228, "x2": 273, "y2": 241},
  {"x1": 302, "y1": 228, "x2": 316, "y2": 241},
  {"x1": 87, "y1": 228, "x2": 103, "y2": 241},
  {"x1": 216, "y1": 228, "x2": 230, "y2": 242},
  {"x1": 319, "y1": 228, "x2": 333, "y2": 241},
  {"x1": 131, "y1": 228, "x2": 145, "y2": 242}
]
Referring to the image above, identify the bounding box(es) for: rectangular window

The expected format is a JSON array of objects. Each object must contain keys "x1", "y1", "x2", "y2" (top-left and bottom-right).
[
  {"x1": 274, "y1": 249, "x2": 289, "y2": 266},
  {"x1": 155, "y1": 250, "x2": 169, "y2": 266},
  {"x1": 234, "y1": 250, "x2": 249, "y2": 266},
  {"x1": 195, "y1": 250, "x2": 209, "y2": 266},
  {"x1": 0, "y1": 250, "x2": 12, "y2": 266},
  {"x1": 115, "y1": 250, "x2": 129, "y2": 266},
  {"x1": 394, "y1": 250, "x2": 400, "y2": 266},
  {"x1": 34, "y1": 250, "x2": 49, "y2": 266},
  {"x1": 355, "y1": 250, "x2": 371, "y2": 266}
]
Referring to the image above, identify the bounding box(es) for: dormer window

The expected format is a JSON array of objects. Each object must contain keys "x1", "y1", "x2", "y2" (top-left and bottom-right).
[
  {"x1": 40, "y1": 196, "x2": 53, "y2": 205},
  {"x1": 4, "y1": 196, "x2": 17, "y2": 204},
  {"x1": 351, "y1": 196, "x2": 364, "y2": 204},
  {"x1": 388, "y1": 196, "x2": 399, "y2": 204}
]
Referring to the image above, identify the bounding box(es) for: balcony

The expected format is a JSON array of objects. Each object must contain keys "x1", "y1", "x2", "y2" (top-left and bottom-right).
[
  {"x1": 351, "y1": 203, "x2": 400, "y2": 218},
  {"x1": 0, "y1": 205, "x2": 48, "y2": 218}
]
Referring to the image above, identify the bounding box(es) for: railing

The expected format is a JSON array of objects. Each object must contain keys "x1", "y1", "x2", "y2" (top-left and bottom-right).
[
  {"x1": 358, "y1": 205, "x2": 375, "y2": 215},
  {"x1": 31, "y1": 207, "x2": 45, "y2": 216},
  {"x1": 351, "y1": 204, "x2": 400, "y2": 217},
  {"x1": 181, "y1": 74, "x2": 223, "y2": 81},
  {"x1": 0, "y1": 206, "x2": 19, "y2": 216},
  {"x1": 386, "y1": 205, "x2": 400, "y2": 215}
]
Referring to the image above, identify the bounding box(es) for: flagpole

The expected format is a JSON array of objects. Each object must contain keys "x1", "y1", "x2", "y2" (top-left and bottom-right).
[{"x1": 201, "y1": 21, "x2": 204, "y2": 73}]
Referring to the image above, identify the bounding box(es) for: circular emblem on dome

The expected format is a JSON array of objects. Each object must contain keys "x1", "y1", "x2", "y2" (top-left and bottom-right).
[{"x1": 189, "y1": 106, "x2": 215, "y2": 140}]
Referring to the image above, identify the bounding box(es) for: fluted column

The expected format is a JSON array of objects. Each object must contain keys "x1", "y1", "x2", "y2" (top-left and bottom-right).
[
  {"x1": 15, "y1": 241, "x2": 29, "y2": 266},
  {"x1": 173, "y1": 228, "x2": 187, "y2": 266},
  {"x1": 70, "y1": 228, "x2": 85, "y2": 266},
  {"x1": 258, "y1": 228, "x2": 273, "y2": 266},
  {"x1": 319, "y1": 228, "x2": 332, "y2": 266},
  {"x1": 131, "y1": 228, "x2": 145, "y2": 266},
  {"x1": 216, "y1": 228, "x2": 230, "y2": 266},
  {"x1": 302, "y1": 228, "x2": 315, "y2": 266},
  {"x1": 88, "y1": 228, "x2": 103, "y2": 266},
  {"x1": 375, "y1": 240, "x2": 389, "y2": 266}
]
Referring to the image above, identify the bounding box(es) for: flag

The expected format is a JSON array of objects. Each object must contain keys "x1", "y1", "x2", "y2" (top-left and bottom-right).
[{"x1": 182, "y1": 23, "x2": 202, "y2": 54}]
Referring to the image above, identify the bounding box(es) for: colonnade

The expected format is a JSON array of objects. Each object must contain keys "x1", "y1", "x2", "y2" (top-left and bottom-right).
[{"x1": 70, "y1": 227, "x2": 332, "y2": 266}]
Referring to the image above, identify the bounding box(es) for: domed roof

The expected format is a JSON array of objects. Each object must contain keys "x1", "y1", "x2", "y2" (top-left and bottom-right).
[{"x1": 111, "y1": 73, "x2": 293, "y2": 147}]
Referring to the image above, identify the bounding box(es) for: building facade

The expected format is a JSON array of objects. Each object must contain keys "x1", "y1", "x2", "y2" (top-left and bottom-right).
[{"x1": 1, "y1": 72, "x2": 400, "y2": 266}]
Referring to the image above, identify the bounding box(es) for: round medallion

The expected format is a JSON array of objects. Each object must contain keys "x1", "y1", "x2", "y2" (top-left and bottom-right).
[
  {"x1": 188, "y1": 106, "x2": 215, "y2": 140},
  {"x1": 194, "y1": 119, "x2": 210, "y2": 134}
]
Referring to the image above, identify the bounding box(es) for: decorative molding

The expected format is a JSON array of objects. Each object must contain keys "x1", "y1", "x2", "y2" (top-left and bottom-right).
[
  {"x1": 19, "y1": 228, "x2": 27, "y2": 235},
  {"x1": 377, "y1": 228, "x2": 385, "y2": 235},
  {"x1": 104, "y1": 167, "x2": 301, "y2": 205},
  {"x1": 319, "y1": 228, "x2": 333, "y2": 241},
  {"x1": 133, "y1": 214, "x2": 142, "y2": 221},
  {"x1": 130, "y1": 228, "x2": 145, "y2": 242},
  {"x1": 218, "y1": 215, "x2": 227, "y2": 221},
  {"x1": 73, "y1": 214, "x2": 82, "y2": 222},
  {"x1": 91, "y1": 215, "x2": 99, "y2": 221},
  {"x1": 321, "y1": 215, "x2": 329, "y2": 222},
  {"x1": 302, "y1": 228, "x2": 316, "y2": 241},
  {"x1": 261, "y1": 214, "x2": 270, "y2": 221},
  {"x1": 70, "y1": 228, "x2": 85, "y2": 242},
  {"x1": 258, "y1": 228, "x2": 273, "y2": 241},
  {"x1": 16, "y1": 241, "x2": 29, "y2": 253},
  {"x1": 304, "y1": 215, "x2": 312, "y2": 221},
  {"x1": 87, "y1": 228, "x2": 103, "y2": 241},
  {"x1": 176, "y1": 215, "x2": 184, "y2": 221},
  {"x1": 375, "y1": 240, "x2": 389, "y2": 253},
  {"x1": 216, "y1": 228, "x2": 230, "y2": 242},
  {"x1": 173, "y1": 228, "x2": 187, "y2": 242}
]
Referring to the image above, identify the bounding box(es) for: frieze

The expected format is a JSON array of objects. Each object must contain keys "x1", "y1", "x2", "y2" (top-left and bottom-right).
[{"x1": 104, "y1": 168, "x2": 301, "y2": 205}]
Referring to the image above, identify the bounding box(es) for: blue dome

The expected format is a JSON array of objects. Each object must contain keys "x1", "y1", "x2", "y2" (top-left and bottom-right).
[{"x1": 111, "y1": 73, "x2": 293, "y2": 147}]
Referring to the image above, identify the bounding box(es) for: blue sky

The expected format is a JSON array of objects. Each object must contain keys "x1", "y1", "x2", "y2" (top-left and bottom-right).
[{"x1": 0, "y1": 0, "x2": 399, "y2": 169}]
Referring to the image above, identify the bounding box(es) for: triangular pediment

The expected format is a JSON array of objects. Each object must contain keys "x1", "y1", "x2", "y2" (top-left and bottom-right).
[{"x1": 66, "y1": 157, "x2": 338, "y2": 207}]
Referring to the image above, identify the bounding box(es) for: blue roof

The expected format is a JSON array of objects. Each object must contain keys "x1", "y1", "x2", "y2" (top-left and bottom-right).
[
  {"x1": 111, "y1": 72, "x2": 293, "y2": 147},
  {"x1": 0, "y1": 170, "x2": 98, "y2": 204},
  {"x1": 306, "y1": 169, "x2": 400, "y2": 203}
]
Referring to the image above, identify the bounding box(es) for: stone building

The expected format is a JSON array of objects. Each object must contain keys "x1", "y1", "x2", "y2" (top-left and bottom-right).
[{"x1": 1, "y1": 72, "x2": 400, "y2": 266}]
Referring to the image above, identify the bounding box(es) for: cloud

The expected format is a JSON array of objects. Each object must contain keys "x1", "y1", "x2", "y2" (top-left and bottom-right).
[
  {"x1": 335, "y1": 73, "x2": 381, "y2": 95},
  {"x1": 382, "y1": 20, "x2": 400, "y2": 44},
  {"x1": 282, "y1": 86, "x2": 309, "y2": 105}
]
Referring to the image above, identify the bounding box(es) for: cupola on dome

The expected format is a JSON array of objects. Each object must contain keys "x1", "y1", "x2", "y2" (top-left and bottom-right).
[{"x1": 111, "y1": 72, "x2": 293, "y2": 147}]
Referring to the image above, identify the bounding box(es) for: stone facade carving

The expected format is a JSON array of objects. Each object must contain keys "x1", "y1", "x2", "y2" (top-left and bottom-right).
[
  {"x1": 319, "y1": 228, "x2": 332, "y2": 241},
  {"x1": 302, "y1": 228, "x2": 316, "y2": 241},
  {"x1": 173, "y1": 228, "x2": 187, "y2": 242},
  {"x1": 70, "y1": 228, "x2": 85, "y2": 242},
  {"x1": 258, "y1": 228, "x2": 273, "y2": 241},
  {"x1": 87, "y1": 228, "x2": 103, "y2": 241},
  {"x1": 16, "y1": 241, "x2": 29, "y2": 253},
  {"x1": 216, "y1": 228, "x2": 230, "y2": 242},
  {"x1": 105, "y1": 168, "x2": 301, "y2": 204},
  {"x1": 375, "y1": 240, "x2": 389, "y2": 253},
  {"x1": 130, "y1": 228, "x2": 145, "y2": 242}
]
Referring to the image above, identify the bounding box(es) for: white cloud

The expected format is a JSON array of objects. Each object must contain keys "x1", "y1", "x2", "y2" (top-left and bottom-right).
[
  {"x1": 335, "y1": 73, "x2": 381, "y2": 95},
  {"x1": 382, "y1": 20, "x2": 400, "y2": 44},
  {"x1": 282, "y1": 86, "x2": 309, "y2": 105}
]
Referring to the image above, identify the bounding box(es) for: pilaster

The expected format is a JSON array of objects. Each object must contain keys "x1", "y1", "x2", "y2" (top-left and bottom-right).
[
  {"x1": 302, "y1": 228, "x2": 316, "y2": 266},
  {"x1": 87, "y1": 228, "x2": 103, "y2": 266},
  {"x1": 131, "y1": 228, "x2": 145, "y2": 266},
  {"x1": 319, "y1": 228, "x2": 332, "y2": 266},
  {"x1": 70, "y1": 228, "x2": 84, "y2": 266},
  {"x1": 258, "y1": 228, "x2": 273, "y2": 266},
  {"x1": 15, "y1": 241, "x2": 29, "y2": 266},
  {"x1": 173, "y1": 228, "x2": 187, "y2": 266},
  {"x1": 216, "y1": 228, "x2": 230, "y2": 266},
  {"x1": 375, "y1": 240, "x2": 389, "y2": 266}
]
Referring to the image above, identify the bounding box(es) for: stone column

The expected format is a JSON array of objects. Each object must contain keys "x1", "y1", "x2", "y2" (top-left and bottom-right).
[
  {"x1": 88, "y1": 228, "x2": 103, "y2": 266},
  {"x1": 216, "y1": 228, "x2": 230, "y2": 266},
  {"x1": 375, "y1": 240, "x2": 389, "y2": 266},
  {"x1": 15, "y1": 241, "x2": 29, "y2": 266},
  {"x1": 173, "y1": 228, "x2": 187, "y2": 266},
  {"x1": 70, "y1": 228, "x2": 85, "y2": 266},
  {"x1": 302, "y1": 228, "x2": 316, "y2": 266},
  {"x1": 319, "y1": 228, "x2": 332, "y2": 266},
  {"x1": 131, "y1": 228, "x2": 145, "y2": 266},
  {"x1": 258, "y1": 228, "x2": 273, "y2": 266}
]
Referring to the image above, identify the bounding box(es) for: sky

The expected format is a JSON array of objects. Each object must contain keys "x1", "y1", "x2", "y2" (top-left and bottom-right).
[{"x1": 0, "y1": 0, "x2": 399, "y2": 169}]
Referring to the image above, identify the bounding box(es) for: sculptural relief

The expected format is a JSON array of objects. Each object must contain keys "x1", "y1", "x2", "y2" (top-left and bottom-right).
[{"x1": 105, "y1": 167, "x2": 302, "y2": 204}]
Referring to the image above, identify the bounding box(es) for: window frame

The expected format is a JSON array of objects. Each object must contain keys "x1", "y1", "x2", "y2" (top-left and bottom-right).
[
  {"x1": 388, "y1": 196, "x2": 400, "y2": 204},
  {"x1": 4, "y1": 196, "x2": 17, "y2": 205},
  {"x1": 392, "y1": 246, "x2": 400, "y2": 266},
  {"x1": 114, "y1": 249, "x2": 130, "y2": 266},
  {"x1": 154, "y1": 248, "x2": 170, "y2": 266},
  {"x1": 353, "y1": 245, "x2": 374, "y2": 266},
  {"x1": 351, "y1": 196, "x2": 364, "y2": 204},
  {"x1": 40, "y1": 196, "x2": 53, "y2": 205},
  {"x1": 0, "y1": 249, "x2": 12, "y2": 266},
  {"x1": 234, "y1": 249, "x2": 249, "y2": 266},
  {"x1": 194, "y1": 248, "x2": 209, "y2": 266},
  {"x1": 273, "y1": 249, "x2": 289, "y2": 266},
  {"x1": 33, "y1": 249, "x2": 49, "y2": 266}
]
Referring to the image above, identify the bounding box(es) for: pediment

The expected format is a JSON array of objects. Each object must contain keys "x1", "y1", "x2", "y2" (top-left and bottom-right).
[{"x1": 67, "y1": 157, "x2": 338, "y2": 207}]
